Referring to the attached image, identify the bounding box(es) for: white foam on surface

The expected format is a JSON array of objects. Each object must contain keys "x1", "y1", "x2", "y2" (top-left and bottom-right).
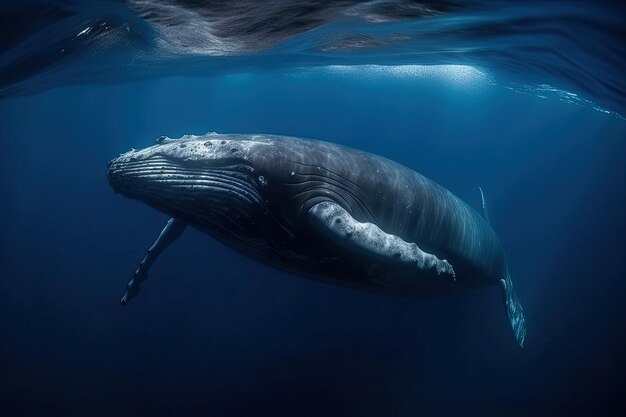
[
  {"x1": 503, "y1": 83, "x2": 623, "y2": 119},
  {"x1": 294, "y1": 64, "x2": 490, "y2": 87},
  {"x1": 293, "y1": 64, "x2": 622, "y2": 118}
]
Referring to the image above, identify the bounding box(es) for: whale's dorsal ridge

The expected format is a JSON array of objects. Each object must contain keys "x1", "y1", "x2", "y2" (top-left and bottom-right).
[{"x1": 478, "y1": 186, "x2": 491, "y2": 226}]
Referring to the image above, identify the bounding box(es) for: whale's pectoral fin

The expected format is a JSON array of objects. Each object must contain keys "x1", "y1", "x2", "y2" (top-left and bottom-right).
[
  {"x1": 308, "y1": 201, "x2": 455, "y2": 278},
  {"x1": 120, "y1": 217, "x2": 187, "y2": 305},
  {"x1": 500, "y1": 272, "x2": 527, "y2": 348}
]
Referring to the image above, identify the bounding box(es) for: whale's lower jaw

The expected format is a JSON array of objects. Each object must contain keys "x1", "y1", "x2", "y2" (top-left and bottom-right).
[{"x1": 107, "y1": 154, "x2": 263, "y2": 219}]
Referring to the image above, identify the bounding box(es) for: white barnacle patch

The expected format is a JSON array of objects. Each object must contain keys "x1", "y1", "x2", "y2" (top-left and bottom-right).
[
  {"x1": 309, "y1": 201, "x2": 455, "y2": 278},
  {"x1": 116, "y1": 132, "x2": 277, "y2": 164}
]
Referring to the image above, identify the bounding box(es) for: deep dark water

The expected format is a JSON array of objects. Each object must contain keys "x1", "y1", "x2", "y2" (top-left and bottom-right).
[{"x1": 0, "y1": 70, "x2": 625, "y2": 416}]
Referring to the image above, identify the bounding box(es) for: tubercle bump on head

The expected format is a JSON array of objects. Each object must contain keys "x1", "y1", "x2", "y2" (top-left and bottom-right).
[{"x1": 154, "y1": 132, "x2": 220, "y2": 145}]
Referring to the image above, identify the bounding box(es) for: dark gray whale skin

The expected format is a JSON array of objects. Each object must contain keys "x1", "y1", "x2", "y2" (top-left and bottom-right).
[
  {"x1": 109, "y1": 132, "x2": 502, "y2": 294},
  {"x1": 242, "y1": 136, "x2": 504, "y2": 297},
  {"x1": 108, "y1": 132, "x2": 525, "y2": 345}
]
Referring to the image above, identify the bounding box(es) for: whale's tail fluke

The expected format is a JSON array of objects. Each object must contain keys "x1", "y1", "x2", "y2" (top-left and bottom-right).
[
  {"x1": 500, "y1": 271, "x2": 527, "y2": 347},
  {"x1": 480, "y1": 186, "x2": 527, "y2": 347}
]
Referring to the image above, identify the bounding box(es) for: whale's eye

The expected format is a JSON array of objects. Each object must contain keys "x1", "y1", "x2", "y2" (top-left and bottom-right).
[{"x1": 258, "y1": 175, "x2": 266, "y2": 185}]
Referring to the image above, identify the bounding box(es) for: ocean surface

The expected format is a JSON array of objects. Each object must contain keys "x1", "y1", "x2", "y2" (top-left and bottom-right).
[{"x1": 1, "y1": 1, "x2": 625, "y2": 416}]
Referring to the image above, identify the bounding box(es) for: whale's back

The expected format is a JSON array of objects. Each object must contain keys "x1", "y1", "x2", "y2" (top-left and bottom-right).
[{"x1": 263, "y1": 135, "x2": 507, "y2": 287}]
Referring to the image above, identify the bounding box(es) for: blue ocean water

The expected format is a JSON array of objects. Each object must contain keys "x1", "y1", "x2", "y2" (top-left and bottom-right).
[{"x1": 1, "y1": 1, "x2": 625, "y2": 416}]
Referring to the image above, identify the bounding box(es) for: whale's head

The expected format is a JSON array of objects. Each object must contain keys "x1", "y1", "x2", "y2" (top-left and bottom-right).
[{"x1": 107, "y1": 133, "x2": 275, "y2": 228}]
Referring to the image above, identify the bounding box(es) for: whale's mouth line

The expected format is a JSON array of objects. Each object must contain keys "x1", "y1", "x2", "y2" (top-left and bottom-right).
[
  {"x1": 108, "y1": 154, "x2": 262, "y2": 207},
  {"x1": 116, "y1": 152, "x2": 254, "y2": 171}
]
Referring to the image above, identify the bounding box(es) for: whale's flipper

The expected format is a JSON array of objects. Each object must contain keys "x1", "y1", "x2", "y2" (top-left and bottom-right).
[
  {"x1": 121, "y1": 217, "x2": 187, "y2": 305},
  {"x1": 478, "y1": 186, "x2": 491, "y2": 225},
  {"x1": 308, "y1": 201, "x2": 455, "y2": 277},
  {"x1": 500, "y1": 272, "x2": 527, "y2": 347}
]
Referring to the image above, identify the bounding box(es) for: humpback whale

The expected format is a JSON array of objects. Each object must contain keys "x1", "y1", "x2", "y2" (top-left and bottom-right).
[{"x1": 107, "y1": 132, "x2": 527, "y2": 347}]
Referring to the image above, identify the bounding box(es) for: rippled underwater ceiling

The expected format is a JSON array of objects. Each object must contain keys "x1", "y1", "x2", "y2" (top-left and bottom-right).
[{"x1": 0, "y1": 0, "x2": 624, "y2": 118}]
